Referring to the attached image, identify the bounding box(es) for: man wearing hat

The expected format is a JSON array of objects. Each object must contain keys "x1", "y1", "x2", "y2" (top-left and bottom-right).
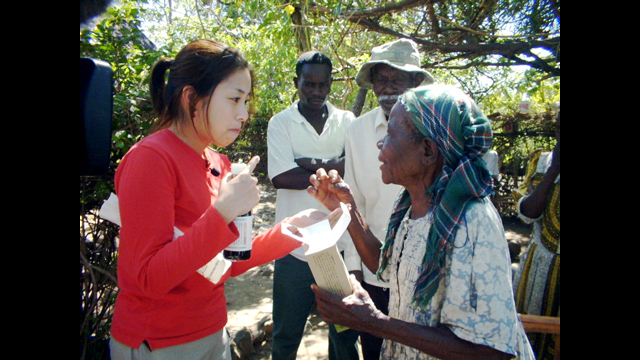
[{"x1": 342, "y1": 38, "x2": 435, "y2": 360}]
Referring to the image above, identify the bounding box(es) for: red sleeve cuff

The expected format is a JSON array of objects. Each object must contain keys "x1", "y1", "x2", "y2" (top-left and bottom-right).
[{"x1": 229, "y1": 222, "x2": 302, "y2": 277}]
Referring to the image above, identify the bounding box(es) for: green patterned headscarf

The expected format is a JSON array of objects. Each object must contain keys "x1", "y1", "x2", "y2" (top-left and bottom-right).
[{"x1": 377, "y1": 85, "x2": 494, "y2": 307}]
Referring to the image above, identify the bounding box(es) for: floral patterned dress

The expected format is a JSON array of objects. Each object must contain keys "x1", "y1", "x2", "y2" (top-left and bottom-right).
[{"x1": 379, "y1": 199, "x2": 535, "y2": 360}]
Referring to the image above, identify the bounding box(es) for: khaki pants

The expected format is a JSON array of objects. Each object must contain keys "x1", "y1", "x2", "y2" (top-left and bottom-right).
[{"x1": 109, "y1": 328, "x2": 231, "y2": 360}]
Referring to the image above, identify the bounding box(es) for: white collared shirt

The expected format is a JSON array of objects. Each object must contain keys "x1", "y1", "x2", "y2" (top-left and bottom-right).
[
  {"x1": 267, "y1": 100, "x2": 355, "y2": 261},
  {"x1": 481, "y1": 149, "x2": 500, "y2": 179},
  {"x1": 343, "y1": 107, "x2": 403, "y2": 288}
]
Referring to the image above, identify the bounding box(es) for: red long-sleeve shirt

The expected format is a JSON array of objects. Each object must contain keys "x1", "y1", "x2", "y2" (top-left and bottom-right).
[{"x1": 112, "y1": 129, "x2": 300, "y2": 349}]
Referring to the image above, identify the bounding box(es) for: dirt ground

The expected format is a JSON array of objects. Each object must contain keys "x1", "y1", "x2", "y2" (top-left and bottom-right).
[{"x1": 224, "y1": 182, "x2": 532, "y2": 360}]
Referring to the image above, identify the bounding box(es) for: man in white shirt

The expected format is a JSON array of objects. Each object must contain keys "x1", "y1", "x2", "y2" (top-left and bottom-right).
[
  {"x1": 343, "y1": 38, "x2": 435, "y2": 360},
  {"x1": 267, "y1": 51, "x2": 358, "y2": 360}
]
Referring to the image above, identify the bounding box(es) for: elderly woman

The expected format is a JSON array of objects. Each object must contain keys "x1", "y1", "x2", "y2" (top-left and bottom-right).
[{"x1": 308, "y1": 85, "x2": 534, "y2": 360}]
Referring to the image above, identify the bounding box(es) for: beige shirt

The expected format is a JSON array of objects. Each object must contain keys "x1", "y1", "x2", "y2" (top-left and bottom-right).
[{"x1": 343, "y1": 107, "x2": 403, "y2": 288}]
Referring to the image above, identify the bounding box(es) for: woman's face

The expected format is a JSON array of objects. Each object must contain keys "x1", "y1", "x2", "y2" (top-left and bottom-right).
[
  {"x1": 196, "y1": 68, "x2": 252, "y2": 147},
  {"x1": 377, "y1": 103, "x2": 425, "y2": 186}
]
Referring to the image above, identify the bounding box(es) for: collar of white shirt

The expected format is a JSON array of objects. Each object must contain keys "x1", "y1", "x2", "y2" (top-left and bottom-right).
[{"x1": 289, "y1": 100, "x2": 338, "y2": 124}]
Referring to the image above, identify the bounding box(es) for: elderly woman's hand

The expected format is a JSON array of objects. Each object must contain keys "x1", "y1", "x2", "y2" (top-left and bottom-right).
[
  {"x1": 311, "y1": 274, "x2": 384, "y2": 332},
  {"x1": 307, "y1": 168, "x2": 355, "y2": 212}
]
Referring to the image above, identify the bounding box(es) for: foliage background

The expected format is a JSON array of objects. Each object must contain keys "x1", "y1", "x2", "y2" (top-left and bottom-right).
[{"x1": 80, "y1": 0, "x2": 559, "y2": 358}]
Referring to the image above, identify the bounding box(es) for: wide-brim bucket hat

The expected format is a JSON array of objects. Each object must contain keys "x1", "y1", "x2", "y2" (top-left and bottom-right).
[{"x1": 355, "y1": 38, "x2": 435, "y2": 89}]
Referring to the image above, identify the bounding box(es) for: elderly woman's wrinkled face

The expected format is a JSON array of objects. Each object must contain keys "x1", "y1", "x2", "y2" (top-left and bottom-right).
[{"x1": 377, "y1": 103, "x2": 424, "y2": 185}]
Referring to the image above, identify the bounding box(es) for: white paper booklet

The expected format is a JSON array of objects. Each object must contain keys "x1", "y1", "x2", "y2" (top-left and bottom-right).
[
  {"x1": 281, "y1": 202, "x2": 353, "y2": 298},
  {"x1": 99, "y1": 193, "x2": 232, "y2": 284}
]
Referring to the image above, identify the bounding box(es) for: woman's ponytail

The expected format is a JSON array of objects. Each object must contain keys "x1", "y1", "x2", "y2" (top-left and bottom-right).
[{"x1": 149, "y1": 58, "x2": 173, "y2": 131}]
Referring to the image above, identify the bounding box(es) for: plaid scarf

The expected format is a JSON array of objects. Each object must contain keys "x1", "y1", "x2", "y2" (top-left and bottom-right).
[{"x1": 377, "y1": 85, "x2": 494, "y2": 307}]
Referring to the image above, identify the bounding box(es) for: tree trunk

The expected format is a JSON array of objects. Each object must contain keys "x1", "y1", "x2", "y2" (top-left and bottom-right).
[
  {"x1": 290, "y1": 5, "x2": 311, "y2": 53},
  {"x1": 351, "y1": 87, "x2": 368, "y2": 117}
]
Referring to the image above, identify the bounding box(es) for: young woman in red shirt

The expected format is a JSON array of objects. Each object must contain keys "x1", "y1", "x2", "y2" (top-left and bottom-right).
[{"x1": 109, "y1": 39, "x2": 322, "y2": 360}]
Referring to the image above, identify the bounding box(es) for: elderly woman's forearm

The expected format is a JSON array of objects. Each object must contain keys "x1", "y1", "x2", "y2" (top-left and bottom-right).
[
  {"x1": 347, "y1": 204, "x2": 383, "y2": 273},
  {"x1": 369, "y1": 315, "x2": 512, "y2": 360}
]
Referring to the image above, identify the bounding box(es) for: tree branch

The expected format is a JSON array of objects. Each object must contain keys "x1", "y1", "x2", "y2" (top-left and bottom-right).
[
  {"x1": 309, "y1": 0, "x2": 432, "y2": 18},
  {"x1": 306, "y1": 0, "x2": 559, "y2": 77},
  {"x1": 346, "y1": 0, "x2": 431, "y2": 18}
]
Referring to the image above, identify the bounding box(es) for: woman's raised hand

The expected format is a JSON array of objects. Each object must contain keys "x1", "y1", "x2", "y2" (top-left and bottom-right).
[{"x1": 215, "y1": 156, "x2": 260, "y2": 224}]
